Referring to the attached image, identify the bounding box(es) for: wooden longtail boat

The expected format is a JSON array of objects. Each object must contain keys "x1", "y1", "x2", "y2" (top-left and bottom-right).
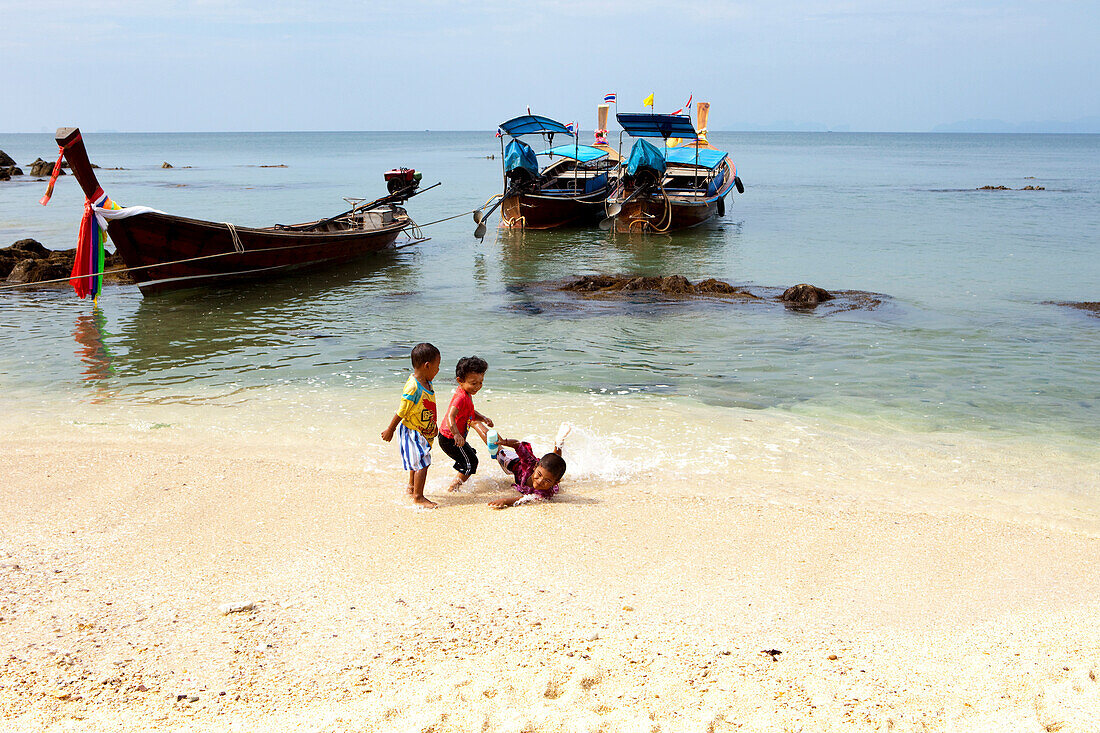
[
  {"x1": 54, "y1": 127, "x2": 430, "y2": 295},
  {"x1": 474, "y1": 112, "x2": 619, "y2": 236},
  {"x1": 604, "y1": 103, "x2": 744, "y2": 233}
]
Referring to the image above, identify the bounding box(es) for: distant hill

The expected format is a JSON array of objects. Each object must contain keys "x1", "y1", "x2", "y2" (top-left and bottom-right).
[{"x1": 931, "y1": 116, "x2": 1100, "y2": 133}]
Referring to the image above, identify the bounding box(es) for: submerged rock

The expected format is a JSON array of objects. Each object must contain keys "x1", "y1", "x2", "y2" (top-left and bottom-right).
[
  {"x1": 781, "y1": 283, "x2": 833, "y2": 306},
  {"x1": 1047, "y1": 301, "x2": 1100, "y2": 317},
  {"x1": 0, "y1": 165, "x2": 23, "y2": 180},
  {"x1": 561, "y1": 274, "x2": 758, "y2": 299}
]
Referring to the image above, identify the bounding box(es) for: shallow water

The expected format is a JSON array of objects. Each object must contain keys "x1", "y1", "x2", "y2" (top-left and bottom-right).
[{"x1": 0, "y1": 131, "x2": 1097, "y2": 453}]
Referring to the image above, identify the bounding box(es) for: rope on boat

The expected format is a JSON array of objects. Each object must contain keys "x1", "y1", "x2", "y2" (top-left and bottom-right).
[{"x1": 224, "y1": 222, "x2": 245, "y2": 252}]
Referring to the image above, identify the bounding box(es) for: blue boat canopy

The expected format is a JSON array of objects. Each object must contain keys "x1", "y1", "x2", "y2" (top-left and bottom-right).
[
  {"x1": 664, "y1": 147, "x2": 728, "y2": 169},
  {"x1": 504, "y1": 139, "x2": 539, "y2": 178},
  {"x1": 616, "y1": 113, "x2": 697, "y2": 139},
  {"x1": 499, "y1": 115, "x2": 574, "y2": 137},
  {"x1": 539, "y1": 144, "x2": 608, "y2": 163},
  {"x1": 626, "y1": 139, "x2": 667, "y2": 178}
]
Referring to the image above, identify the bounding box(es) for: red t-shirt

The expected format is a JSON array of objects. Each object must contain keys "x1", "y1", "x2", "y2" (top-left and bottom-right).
[{"x1": 438, "y1": 388, "x2": 475, "y2": 439}]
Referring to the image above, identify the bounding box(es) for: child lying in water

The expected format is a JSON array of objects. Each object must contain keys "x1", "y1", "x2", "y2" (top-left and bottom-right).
[{"x1": 486, "y1": 423, "x2": 570, "y2": 509}]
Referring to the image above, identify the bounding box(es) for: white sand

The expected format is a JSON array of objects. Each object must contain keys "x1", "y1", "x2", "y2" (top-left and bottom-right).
[{"x1": 2, "y1": 395, "x2": 1099, "y2": 731}]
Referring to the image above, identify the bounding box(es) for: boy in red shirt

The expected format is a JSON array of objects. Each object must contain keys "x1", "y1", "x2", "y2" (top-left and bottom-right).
[{"x1": 438, "y1": 356, "x2": 494, "y2": 492}]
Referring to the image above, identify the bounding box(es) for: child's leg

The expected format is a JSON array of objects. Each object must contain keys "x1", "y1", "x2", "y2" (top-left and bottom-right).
[
  {"x1": 411, "y1": 467, "x2": 436, "y2": 508},
  {"x1": 407, "y1": 469, "x2": 415, "y2": 494}
]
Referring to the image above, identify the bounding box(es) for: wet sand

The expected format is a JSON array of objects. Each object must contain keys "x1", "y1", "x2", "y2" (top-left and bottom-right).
[{"x1": 2, "y1": 400, "x2": 1099, "y2": 731}]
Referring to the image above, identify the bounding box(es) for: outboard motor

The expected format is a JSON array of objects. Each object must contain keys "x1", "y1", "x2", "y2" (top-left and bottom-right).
[
  {"x1": 504, "y1": 139, "x2": 540, "y2": 193},
  {"x1": 624, "y1": 139, "x2": 667, "y2": 191},
  {"x1": 384, "y1": 168, "x2": 421, "y2": 198}
]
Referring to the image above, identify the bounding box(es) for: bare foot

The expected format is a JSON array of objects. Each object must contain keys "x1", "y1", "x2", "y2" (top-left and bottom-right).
[
  {"x1": 448, "y1": 477, "x2": 465, "y2": 492},
  {"x1": 413, "y1": 496, "x2": 438, "y2": 509}
]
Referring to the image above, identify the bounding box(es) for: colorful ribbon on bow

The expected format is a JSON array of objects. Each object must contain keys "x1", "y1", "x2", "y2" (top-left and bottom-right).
[
  {"x1": 38, "y1": 146, "x2": 66, "y2": 206},
  {"x1": 71, "y1": 190, "x2": 120, "y2": 301}
]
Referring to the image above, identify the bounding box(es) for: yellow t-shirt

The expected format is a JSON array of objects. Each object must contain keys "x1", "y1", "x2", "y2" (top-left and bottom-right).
[{"x1": 398, "y1": 374, "x2": 438, "y2": 442}]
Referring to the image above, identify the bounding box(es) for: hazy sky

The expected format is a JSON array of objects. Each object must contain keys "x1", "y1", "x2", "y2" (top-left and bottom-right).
[{"x1": 2, "y1": 0, "x2": 1097, "y2": 132}]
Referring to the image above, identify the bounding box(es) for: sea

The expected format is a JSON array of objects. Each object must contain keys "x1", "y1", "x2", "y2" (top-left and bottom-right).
[{"x1": 0, "y1": 131, "x2": 1097, "y2": 495}]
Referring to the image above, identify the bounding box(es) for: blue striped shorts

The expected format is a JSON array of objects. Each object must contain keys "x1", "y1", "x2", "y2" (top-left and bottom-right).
[{"x1": 397, "y1": 422, "x2": 432, "y2": 471}]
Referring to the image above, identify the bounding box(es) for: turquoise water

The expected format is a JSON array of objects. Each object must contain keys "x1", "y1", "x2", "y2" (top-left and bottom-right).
[{"x1": 0, "y1": 131, "x2": 1097, "y2": 444}]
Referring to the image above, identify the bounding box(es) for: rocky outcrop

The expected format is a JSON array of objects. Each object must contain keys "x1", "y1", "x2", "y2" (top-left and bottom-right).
[
  {"x1": 1047, "y1": 301, "x2": 1100, "y2": 317},
  {"x1": 978, "y1": 184, "x2": 1045, "y2": 191},
  {"x1": 0, "y1": 166, "x2": 23, "y2": 180},
  {"x1": 2, "y1": 239, "x2": 132, "y2": 286},
  {"x1": 28, "y1": 158, "x2": 65, "y2": 177},
  {"x1": 781, "y1": 283, "x2": 833, "y2": 306},
  {"x1": 161, "y1": 161, "x2": 173, "y2": 169},
  {"x1": 562, "y1": 274, "x2": 759, "y2": 298},
  {"x1": 0, "y1": 150, "x2": 15, "y2": 167}
]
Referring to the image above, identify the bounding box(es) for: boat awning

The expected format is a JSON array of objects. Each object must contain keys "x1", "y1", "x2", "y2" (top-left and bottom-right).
[
  {"x1": 499, "y1": 115, "x2": 574, "y2": 137},
  {"x1": 539, "y1": 144, "x2": 608, "y2": 163},
  {"x1": 665, "y1": 147, "x2": 728, "y2": 169},
  {"x1": 616, "y1": 113, "x2": 697, "y2": 139}
]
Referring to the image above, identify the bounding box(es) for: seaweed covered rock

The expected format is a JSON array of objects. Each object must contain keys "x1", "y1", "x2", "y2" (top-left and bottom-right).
[
  {"x1": 562, "y1": 274, "x2": 757, "y2": 298},
  {"x1": 781, "y1": 283, "x2": 833, "y2": 306},
  {"x1": 2, "y1": 240, "x2": 132, "y2": 286}
]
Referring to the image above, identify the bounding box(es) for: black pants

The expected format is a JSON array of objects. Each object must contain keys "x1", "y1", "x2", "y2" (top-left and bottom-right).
[{"x1": 438, "y1": 434, "x2": 479, "y2": 476}]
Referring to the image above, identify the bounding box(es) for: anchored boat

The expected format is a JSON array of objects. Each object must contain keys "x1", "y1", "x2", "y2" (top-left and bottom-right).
[
  {"x1": 603, "y1": 103, "x2": 743, "y2": 233},
  {"x1": 50, "y1": 127, "x2": 433, "y2": 296},
  {"x1": 474, "y1": 113, "x2": 619, "y2": 237}
]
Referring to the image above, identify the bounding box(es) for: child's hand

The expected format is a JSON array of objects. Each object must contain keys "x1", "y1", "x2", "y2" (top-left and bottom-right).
[
  {"x1": 483, "y1": 416, "x2": 494, "y2": 428},
  {"x1": 455, "y1": 433, "x2": 465, "y2": 447},
  {"x1": 381, "y1": 428, "x2": 394, "y2": 442}
]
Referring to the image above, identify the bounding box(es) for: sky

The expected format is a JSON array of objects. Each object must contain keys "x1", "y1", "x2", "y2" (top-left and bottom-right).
[{"x1": 2, "y1": 0, "x2": 1097, "y2": 133}]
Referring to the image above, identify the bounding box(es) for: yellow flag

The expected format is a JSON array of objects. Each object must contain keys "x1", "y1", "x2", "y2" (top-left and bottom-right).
[{"x1": 642, "y1": 93, "x2": 654, "y2": 108}]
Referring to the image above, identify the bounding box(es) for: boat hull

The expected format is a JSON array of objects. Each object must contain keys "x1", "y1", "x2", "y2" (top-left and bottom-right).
[
  {"x1": 612, "y1": 159, "x2": 735, "y2": 233},
  {"x1": 107, "y1": 212, "x2": 405, "y2": 295},
  {"x1": 501, "y1": 192, "x2": 608, "y2": 230}
]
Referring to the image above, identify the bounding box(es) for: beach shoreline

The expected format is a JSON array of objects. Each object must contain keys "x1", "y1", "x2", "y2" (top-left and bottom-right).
[{"x1": 2, "y1": 401, "x2": 1098, "y2": 731}]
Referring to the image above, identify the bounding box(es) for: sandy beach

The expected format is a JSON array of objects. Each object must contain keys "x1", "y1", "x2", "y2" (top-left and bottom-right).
[{"x1": 2, "y1": 396, "x2": 1098, "y2": 732}]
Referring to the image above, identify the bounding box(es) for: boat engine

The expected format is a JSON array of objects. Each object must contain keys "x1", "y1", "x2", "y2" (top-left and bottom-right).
[{"x1": 385, "y1": 168, "x2": 422, "y2": 197}]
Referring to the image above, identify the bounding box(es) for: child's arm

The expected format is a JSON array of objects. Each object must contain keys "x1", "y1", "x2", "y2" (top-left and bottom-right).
[
  {"x1": 473, "y1": 410, "x2": 493, "y2": 427},
  {"x1": 489, "y1": 495, "x2": 523, "y2": 509},
  {"x1": 444, "y1": 404, "x2": 465, "y2": 446},
  {"x1": 381, "y1": 413, "x2": 401, "y2": 442}
]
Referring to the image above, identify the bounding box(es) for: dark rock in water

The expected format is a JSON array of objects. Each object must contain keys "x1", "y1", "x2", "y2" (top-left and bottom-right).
[
  {"x1": 6, "y1": 257, "x2": 71, "y2": 284},
  {"x1": 1048, "y1": 301, "x2": 1100, "y2": 317},
  {"x1": 977, "y1": 185, "x2": 1010, "y2": 191},
  {"x1": 0, "y1": 150, "x2": 15, "y2": 167},
  {"x1": 781, "y1": 283, "x2": 833, "y2": 306},
  {"x1": 28, "y1": 158, "x2": 64, "y2": 177},
  {"x1": 561, "y1": 274, "x2": 759, "y2": 299},
  {"x1": 0, "y1": 166, "x2": 23, "y2": 181},
  {"x1": 1019, "y1": 185, "x2": 1045, "y2": 191},
  {"x1": 2, "y1": 240, "x2": 133, "y2": 286},
  {"x1": 162, "y1": 161, "x2": 173, "y2": 169}
]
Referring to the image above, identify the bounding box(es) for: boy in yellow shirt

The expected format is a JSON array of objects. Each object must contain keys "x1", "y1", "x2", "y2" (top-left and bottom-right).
[{"x1": 381, "y1": 343, "x2": 441, "y2": 508}]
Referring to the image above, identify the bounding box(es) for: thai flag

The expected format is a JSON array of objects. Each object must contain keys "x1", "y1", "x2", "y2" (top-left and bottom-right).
[
  {"x1": 495, "y1": 128, "x2": 503, "y2": 138},
  {"x1": 603, "y1": 92, "x2": 616, "y2": 104},
  {"x1": 566, "y1": 121, "x2": 576, "y2": 134}
]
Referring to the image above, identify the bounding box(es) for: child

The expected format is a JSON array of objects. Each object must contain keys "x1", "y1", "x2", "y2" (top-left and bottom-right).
[
  {"x1": 381, "y1": 342, "x2": 441, "y2": 509},
  {"x1": 488, "y1": 424, "x2": 571, "y2": 509},
  {"x1": 438, "y1": 356, "x2": 494, "y2": 492}
]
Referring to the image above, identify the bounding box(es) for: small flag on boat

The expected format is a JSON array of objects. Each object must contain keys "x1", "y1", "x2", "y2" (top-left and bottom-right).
[
  {"x1": 495, "y1": 128, "x2": 503, "y2": 138},
  {"x1": 565, "y1": 121, "x2": 576, "y2": 134},
  {"x1": 671, "y1": 94, "x2": 693, "y2": 116},
  {"x1": 642, "y1": 93, "x2": 654, "y2": 108},
  {"x1": 603, "y1": 92, "x2": 616, "y2": 104}
]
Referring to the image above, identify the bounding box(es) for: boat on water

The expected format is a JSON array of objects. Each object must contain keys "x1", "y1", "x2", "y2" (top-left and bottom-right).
[
  {"x1": 52, "y1": 127, "x2": 433, "y2": 296},
  {"x1": 603, "y1": 103, "x2": 743, "y2": 233},
  {"x1": 474, "y1": 113, "x2": 619, "y2": 236}
]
